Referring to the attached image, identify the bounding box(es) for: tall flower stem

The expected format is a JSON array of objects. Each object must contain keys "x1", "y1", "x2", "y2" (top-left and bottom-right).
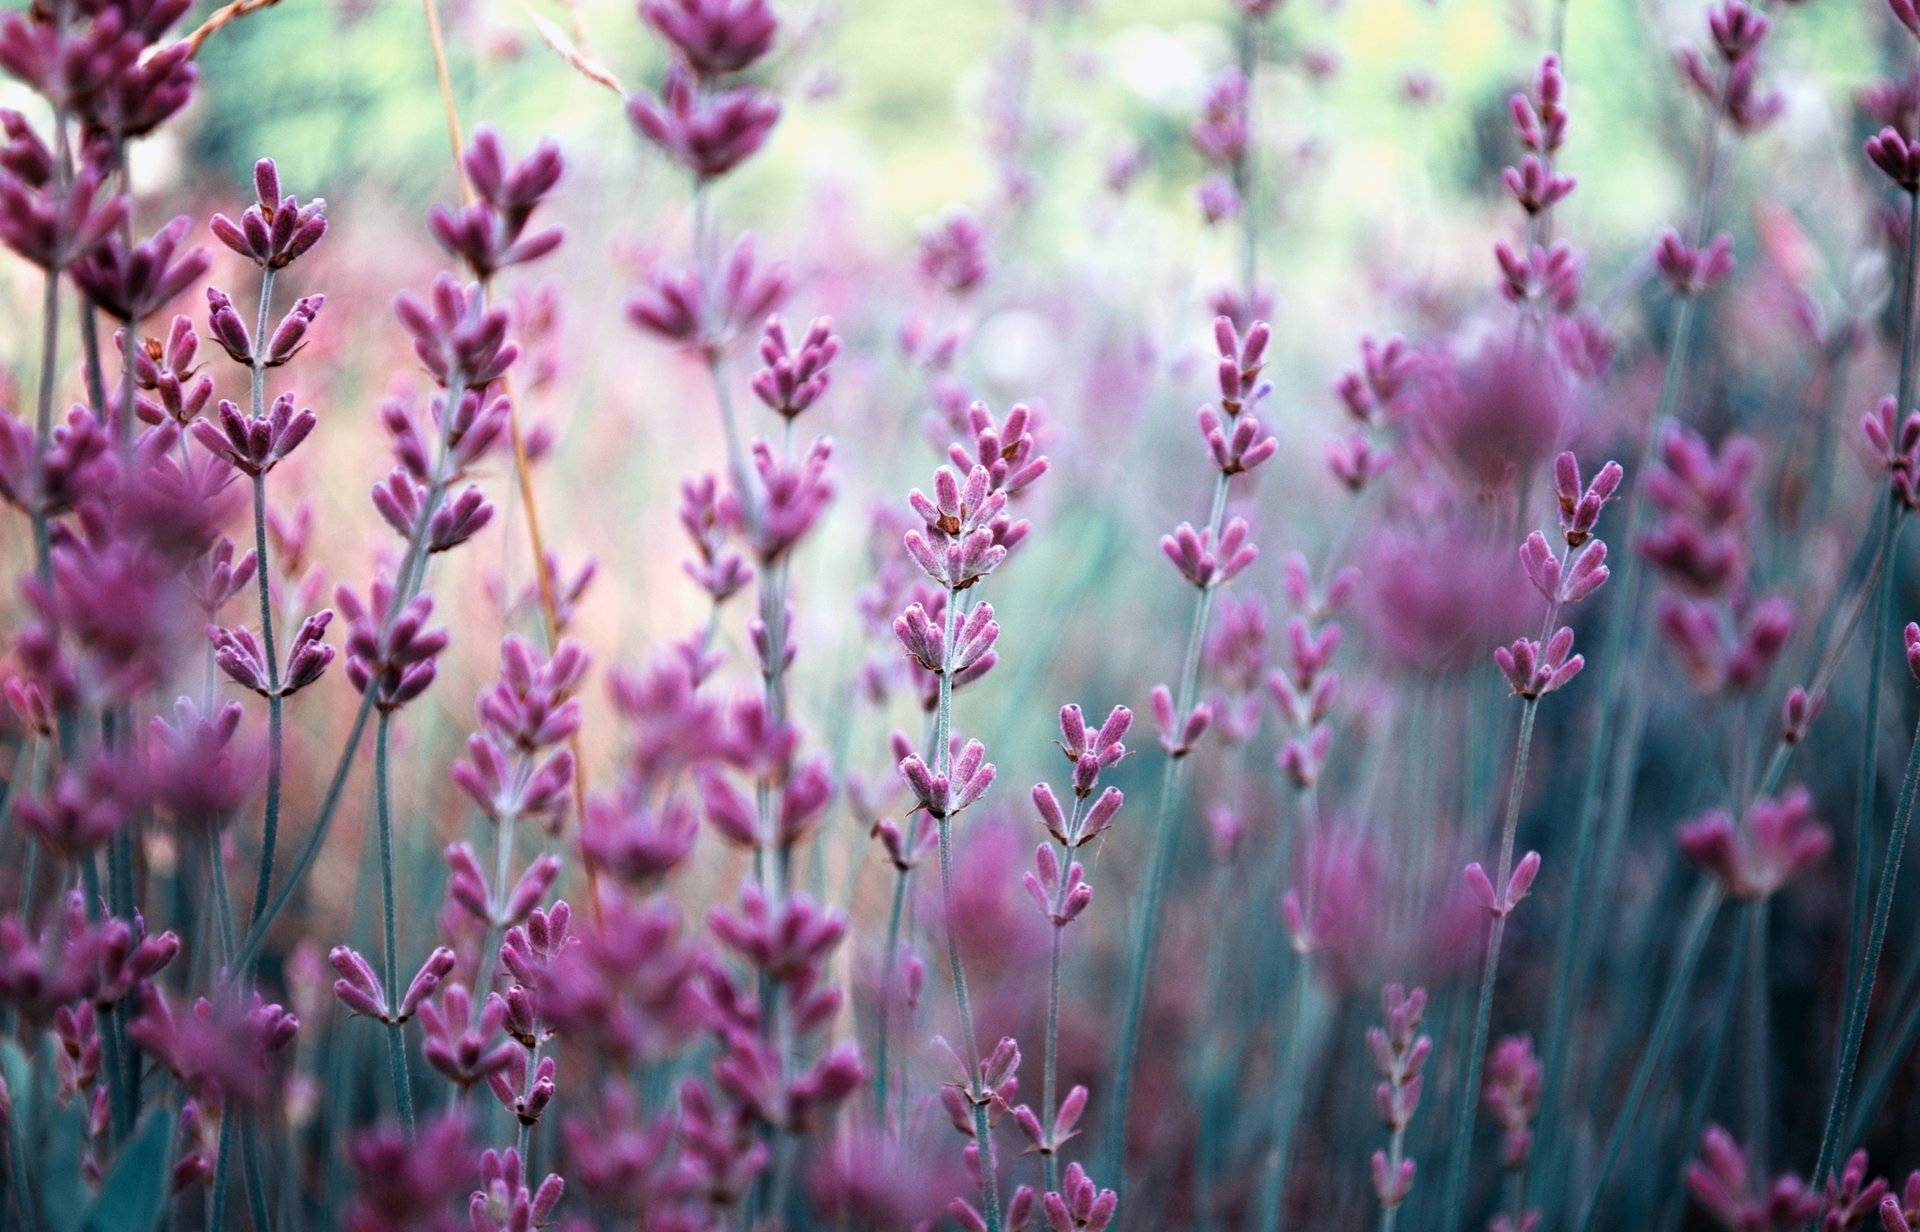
[
  {"x1": 1743, "y1": 898, "x2": 1770, "y2": 1171},
  {"x1": 29, "y1": 267, "x2": 61, "y2": 580},
  {"x1": 229, "y1": 371, "x2": 472, "y2": 978},
  {"x1": 1815, "y1": 183, "x2": 1920, "y2": 1189},
  {"x1": 374, "y1": 712, "x2": 416, "y2": 1133},
  {"x1": 1534, "y1": 116, "x2": 1732, "y2": 1204},
  {"x1": 1571, "y1": 883, "x2": 1724, "y2": 1232},
  {"x1": 1812, "y1": 697, "x2": 1920, "y2": 1185},
  {"x1": 872, "y1": 862, "x2": 910, "y2": 1125},
  {"x1": 247, "y1": 267, "x2": 284, "y2": 933},
  {"x1": 931, "y1": 590, "x2": 1003, "y2": 1231},
  {"x1": 1440, "y1": 697, "x2": 1538, "y2": 1232},
  {"x1": 1039, "y1": 794, "x2": 1082, "y2": 1196},
  {"x1": 1105, "y1": 471, "x2": 1231, "y2": 1193}
]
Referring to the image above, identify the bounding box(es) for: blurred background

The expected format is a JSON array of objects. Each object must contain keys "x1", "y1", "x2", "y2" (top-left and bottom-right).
[{"x1": 3, "y1": 0, "x2": 1917, "y2": 1222}]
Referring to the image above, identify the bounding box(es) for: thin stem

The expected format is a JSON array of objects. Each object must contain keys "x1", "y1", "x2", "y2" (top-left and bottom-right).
[
  {"x1": 29, "y1": 266, "x2": 60, "y2": 581},
  {"x1": 1572, "y1": 884, "x2": 1724, "y2": 1232},
  {"x1": 248, "y1": 469, "x2": 285, "y2": 930},
  {"x1": 1836, "y1": 503, "x2": 1905, "y2": 1092},
  {"x1": 931, "y1": 587, "x2": 1002, "y2": 1230},
  {"x1": 1812, "y1": 699, "x2": 1920, "y2": 1186},
  {"x1": 375, "y1": 713, "x2": 417, "y2": 1134},
  {"x1": 873, "y1": 863, "x2": 910, "y2": 1126},
  {"x1": 229, "y1": 691, "x2": 375, "y2": 976},
  {"x1": 1744, "y1": 899, "x2": 1770, "y2": 1173},
  {"x1": 240, "y1": 1114, "x2": 270, "y2": 1232},
  {"x1": 1044, "y1": 924, "x2": 1063, "y2": 1194},
  {"x1": 1441, "y1": 697, "x2": 1538, "y2": 1232},
  {"x1": 1105, "y1": 471, "x2": 1232, "y2": 1194},
  {"x1": 230, "y1": 364, "x2": 472, "y2": 978},
  {"x1": 212, "y1": 1106, "x2": 234, "y2": 1231}
]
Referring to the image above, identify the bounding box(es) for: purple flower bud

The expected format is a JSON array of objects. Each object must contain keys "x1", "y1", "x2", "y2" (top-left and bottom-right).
[
  {"x1": 72, "y1": 214, "x2": 210, "y2": 322},
  {"x1": 1494, "y1": 626, "x2": 1584, "y2": 700},
  {"x1": 750, "y1": 314, "x2": 837, "y2": 419},
  {"x1": 1871, "y1": 126, "x2": 1920, "y2": 193},
  {"x1": 264, "y1": 294, "x2": 323, "y2": 367},
  {"x1": 329, "y1": 945, "x2": 387, "y2": 1020},
  {"x1": 642, "y1": 0, "x2": 777, "y2": 77},
  {"x1": 210, "y1": 158, "x2": 327, "y2": 269},
  {"x1": 1654, "y1": 230, "x2": 1737, "y2": 296},
  {"x1": 916, "y1": 209, "x2": 990, "y2": 296},
  {"x1": 398, "y1": 947, "x2": 456, "y2": 1021},
  {"x1": 627, "y1": 65, "x2": 779, "y2": 181},
  {"x1": 205, "y1": 287, "x2": 254, "y2": 365}
]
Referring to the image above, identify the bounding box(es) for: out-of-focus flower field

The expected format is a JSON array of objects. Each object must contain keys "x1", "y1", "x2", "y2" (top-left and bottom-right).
[{"x1": 2, "y1": 0, "x2": 1920, "y2": 1228}]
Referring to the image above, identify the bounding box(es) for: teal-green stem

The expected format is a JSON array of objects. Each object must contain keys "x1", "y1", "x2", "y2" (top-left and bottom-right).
[
  {"x1": 375, "y1": 713, "x2": 416, "y2": 1134},
  {"x1": 930, "y1": 586, "x2": 1002, "y2": 1230},
  {"x1": 1104, "y1": 471, "x2": 1232, "y2": 1198},
  {"x1": 1572, "y1": 883, "x2": 1724, "y2": 1232},
  {"x1": 209, "y1": 834, "x2": 236, "y2": 961},
  {"x1": 1039, "y1": 793, "x2": 1082, "y2": 1195},
  {"x1": 79, "y1": 856, "x2": 131, "y2": 1139},
  {"x1": 1812, "y1": 698, "x2": 1920, "y2": 1186},
  {"x1": 248, "y1": 268, "x2": 285, "y2": 932},
  {"x1": 1837, "y1": 503, "x2": 1906, "y2": 1085},
  {"x1": 212, "y1": 1104, "x2": 234, "y2": 1231},
  {"x1": 1043, "y1": 924, "x2": 1064, "y2": 1193},
  {"x1": 240, "y1": 1111, "x2": 270, "y2": 1232},
  {"x1": 1192, "y1": 857, "x2": 1239, "y2": 1229},
  {"x1": 939, "y1": 808, "x2": 1001, "y2": 1230},
  {"x1": 229, "y1": 367, "x2": 473, "y2": 979},
  {"x1": 1534, "y1": 92, "x2": 1737, "y2": 1201},
  {"x1": 1254, "y1": 957, "x2": 1314, "y2": 1232},
  {"x1": 1652, "y1": 908, "x2": 1747, "y2": 1232},
  {"x1": 249, "y1": 474, "x2": 285, "y2": 923},
  {"x1": 872, "y1": 863, "x2": 910, "y2": 1126},
  {"x1": 1441, "y1": 697, "x2": 1539, "y2": 1232},
  {"x1": 1744, "y1": 899, "x2": 1770, "y2": 1172},
  {"x1": 29, "y1": 265, "x2": 60, "y2": 581},
  {"x1": 1812, "y1": 184, "x2": 1920, "y2": 1181}
]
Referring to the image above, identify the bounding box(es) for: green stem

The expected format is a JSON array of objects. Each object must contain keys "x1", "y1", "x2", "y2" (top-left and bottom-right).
[
  {"x1": 1572, "y1": 884, "x2": 1724, "y2": 1232},
  {"x1": 29, "y1": 266, "x2": 60, "y2": 581},
  {"x1": 1441, "y1": 698, "x2": 1539, "y2": 1232},
  {"x1": 375, "y1": 713, "x2": 416, "y2": 1134},
  {"x1": 873, "y1": 864, "x2": 910, "y2": 1126},
  {"x1": 1744, "y1": 899, "x2": 1770, "y2": 1173},
  {"x1": 1105, "y1": 472, "x2": 1231, "y2": 1196},
  {"x1": 932, "y1": 572, "x2": 1001, "y2": 1229},
  {"x1": 1043, "y1": 923, "x2": 1063, "y2": 1195},
  {"x1": 1812, "y1": 699, "x2": 1920, "y2": 1186}
]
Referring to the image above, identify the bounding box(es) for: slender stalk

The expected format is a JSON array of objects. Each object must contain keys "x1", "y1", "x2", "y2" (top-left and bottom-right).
[
  {"x1": 1653, "y1": 907, "x2": 1747, "y2": 1232},
  {"x1": 1104, "y1": 471, "x2": 1231, "y2": 1193},
  {"x1": 930, "y1": 589, "x2": 1002, "y2": 1230},
  {"x1": 29, "y1": 267, "x2": 61, "y2": 580},
  {"x1": 212, "y1": 1106, "x2": 234, "y2": 1232},
  {"x1": 1441, "y1": 697, "x2": 1538, "y2": 1232},
  {"x1": 374, "y1": 713, "x2": 417, "y2": 1133},
  {"x1": 1043, "y1": 923, "x2": 1063, "y2": 1194},
  {"x1": 872, "y1": 863, "x2": 910, "y2": 1125},
  {"x1": 1842, "y1": 504, "x2": 1904, "y2": 1023},
  {"x1": 1812, "y1": 699, "x2": 1920, "y2": 1185},
  {"x1": 1572, "y1": 883, "x2": 1724, "y2": 1232},
  {"x1": 1744, "y1": 898, "x2": 1770, "y2": 1172},
  {"x1": 240, "y1": 1112, "x2": 270, "y2": 1232},
  {"x1": 246, "y1": 268, "x2": 286, "y2": 932},
  {"x1": 229, "y1": 361, "x2": 471, "y2": 977}
]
